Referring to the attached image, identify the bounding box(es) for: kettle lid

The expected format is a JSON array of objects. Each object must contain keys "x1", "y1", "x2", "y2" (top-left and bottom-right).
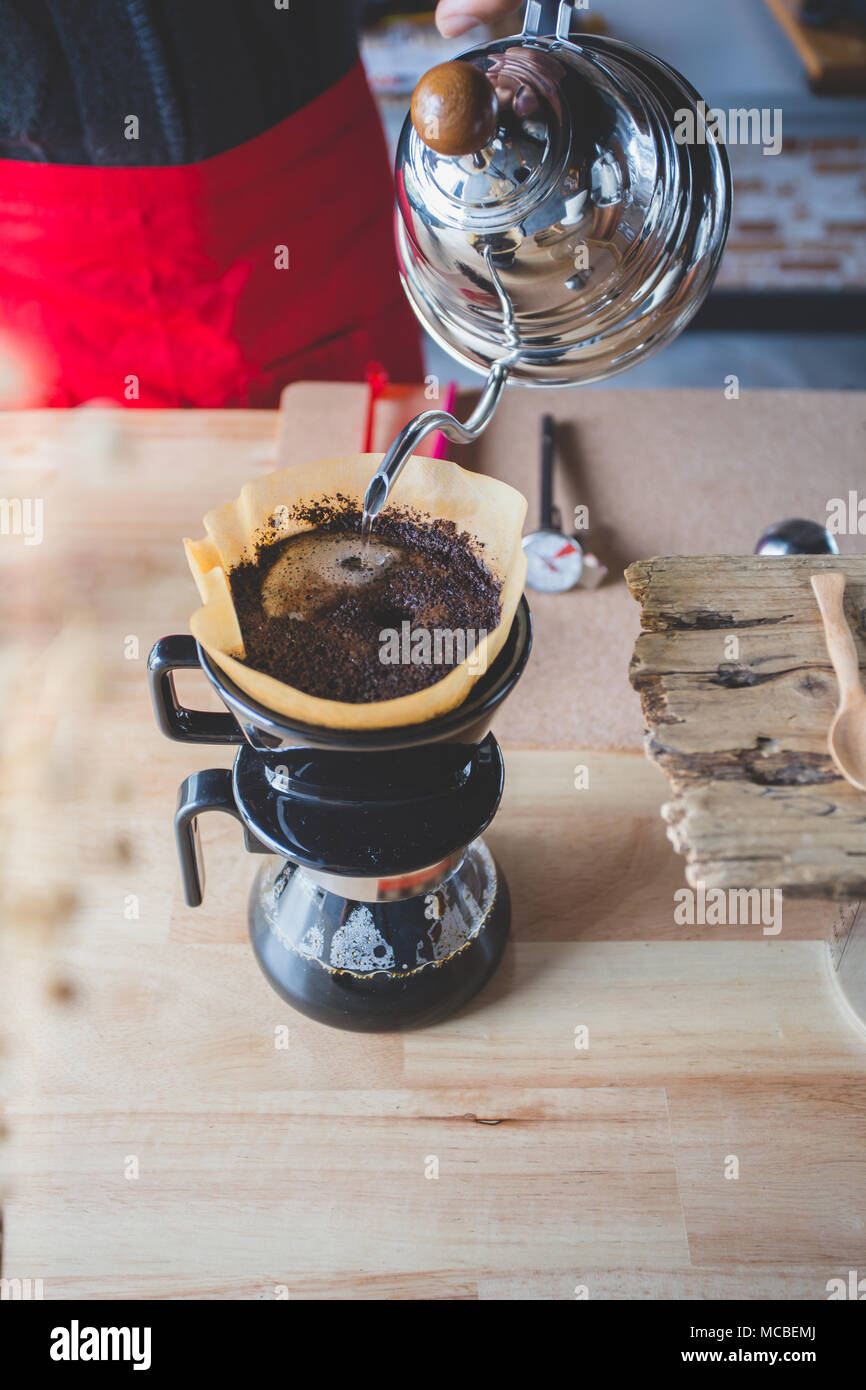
[{"x1": 405, "y1": 7, "x2": 581, "y2": 223}]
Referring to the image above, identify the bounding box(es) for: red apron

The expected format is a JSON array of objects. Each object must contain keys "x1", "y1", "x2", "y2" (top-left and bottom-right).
[{"x1": 0, "y1": 60, "x2": 423, "y2": 407}]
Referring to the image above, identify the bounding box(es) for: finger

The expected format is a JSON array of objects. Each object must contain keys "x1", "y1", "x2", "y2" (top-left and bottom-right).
[{"x1": 435, "y1": 1, "x2": 521, "y2": 40}]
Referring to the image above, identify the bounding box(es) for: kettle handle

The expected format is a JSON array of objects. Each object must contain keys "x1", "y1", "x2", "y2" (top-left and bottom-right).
[
  {"x1": 174, "y1": 768, "x2": 269, "y2": 907},
  {"x1": 523, "y1": 0, "x2": 574, "y2": 38}
]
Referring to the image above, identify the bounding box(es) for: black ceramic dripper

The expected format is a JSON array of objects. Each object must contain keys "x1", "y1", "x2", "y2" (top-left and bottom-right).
[{"x1": 147, "y1": 599, "x2": 531, "y2": 1032}]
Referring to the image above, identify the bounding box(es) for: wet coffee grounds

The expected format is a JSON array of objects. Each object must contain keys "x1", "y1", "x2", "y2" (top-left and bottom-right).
[{"x1": 228, "y1": 497, "x2": 502, "y2": 702}]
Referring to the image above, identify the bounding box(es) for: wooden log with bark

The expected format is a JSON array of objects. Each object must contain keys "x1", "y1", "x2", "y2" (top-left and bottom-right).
[{"x1": 626, "y1": 554, "x2": 866, "y2": 898}]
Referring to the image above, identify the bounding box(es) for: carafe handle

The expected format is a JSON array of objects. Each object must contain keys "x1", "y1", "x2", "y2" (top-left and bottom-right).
[{"x1": 174, "y1": 768, "x2": 269, "y2": 907}]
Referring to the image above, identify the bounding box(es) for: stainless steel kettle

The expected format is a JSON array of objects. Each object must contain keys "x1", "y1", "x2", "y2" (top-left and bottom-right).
[
  {"x1": 363, "y1": 0, "x2": 731, "y2": 521},
  {"x1": 397, "y1": 0, "x2": 730, "y2": 385}
]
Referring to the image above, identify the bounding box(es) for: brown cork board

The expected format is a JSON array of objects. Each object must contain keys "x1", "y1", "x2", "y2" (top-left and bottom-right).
[{"x1": 278, "y1": 383, "x2": 866, "y2": 753}]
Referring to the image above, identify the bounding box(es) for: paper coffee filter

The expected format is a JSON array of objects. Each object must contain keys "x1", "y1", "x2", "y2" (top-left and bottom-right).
[{"x1": 185, "y1": 453, "x2": 527, "y2": 730}]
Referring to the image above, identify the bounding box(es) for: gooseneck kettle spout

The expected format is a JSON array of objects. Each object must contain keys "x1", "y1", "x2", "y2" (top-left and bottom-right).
[{"x1": 362, "y1": 360, "x2": 508, "y2": 527}]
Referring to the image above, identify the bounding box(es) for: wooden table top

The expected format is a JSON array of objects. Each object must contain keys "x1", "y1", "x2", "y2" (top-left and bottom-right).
[{"x1": 2, "y1": 401, "x2": 865, "y2": 1300}]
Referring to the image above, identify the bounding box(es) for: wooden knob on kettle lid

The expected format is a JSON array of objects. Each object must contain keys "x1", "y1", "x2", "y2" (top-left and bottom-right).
[{"x1": 411, "y1": 61, "x2": 499, "y2": 157}]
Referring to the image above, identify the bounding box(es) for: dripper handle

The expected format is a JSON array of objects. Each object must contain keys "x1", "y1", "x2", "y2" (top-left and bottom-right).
[
  {"x1": 148, "y1": 635, "x2": 243, "y2": 744},
  {"x1": 175, "y1": 768, "x2": 269, "y2": 908}
]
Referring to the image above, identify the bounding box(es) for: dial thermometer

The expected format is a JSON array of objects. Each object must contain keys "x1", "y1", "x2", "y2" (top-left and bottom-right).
[
  {"x1": 523, "y1": 529, "x2": 584, "y2": 592},
  {"x1": 522, "y1": 414, "x2": 584, "y2": 593}
]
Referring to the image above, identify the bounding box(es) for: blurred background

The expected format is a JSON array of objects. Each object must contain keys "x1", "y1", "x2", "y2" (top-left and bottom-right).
[{"x1": 362, "y1": 0, "x2": 866, "y2": 388}]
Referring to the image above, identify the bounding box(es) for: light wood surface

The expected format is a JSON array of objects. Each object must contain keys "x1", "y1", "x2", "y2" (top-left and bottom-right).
[
  {"x1": 764, "y1": 0, "x2": 866, "y2": 93},
  {"x1": 2, "y1": 403, "x2": 866, "y2": 1301},
  {"x1": 627, "y1": 554, "x2": 866, "y2": 897}
]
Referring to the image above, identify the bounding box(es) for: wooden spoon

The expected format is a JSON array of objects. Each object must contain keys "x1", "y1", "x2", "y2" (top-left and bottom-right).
[{"x1": 811, "y1": 571, "x2": 866, "y2": 791}]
